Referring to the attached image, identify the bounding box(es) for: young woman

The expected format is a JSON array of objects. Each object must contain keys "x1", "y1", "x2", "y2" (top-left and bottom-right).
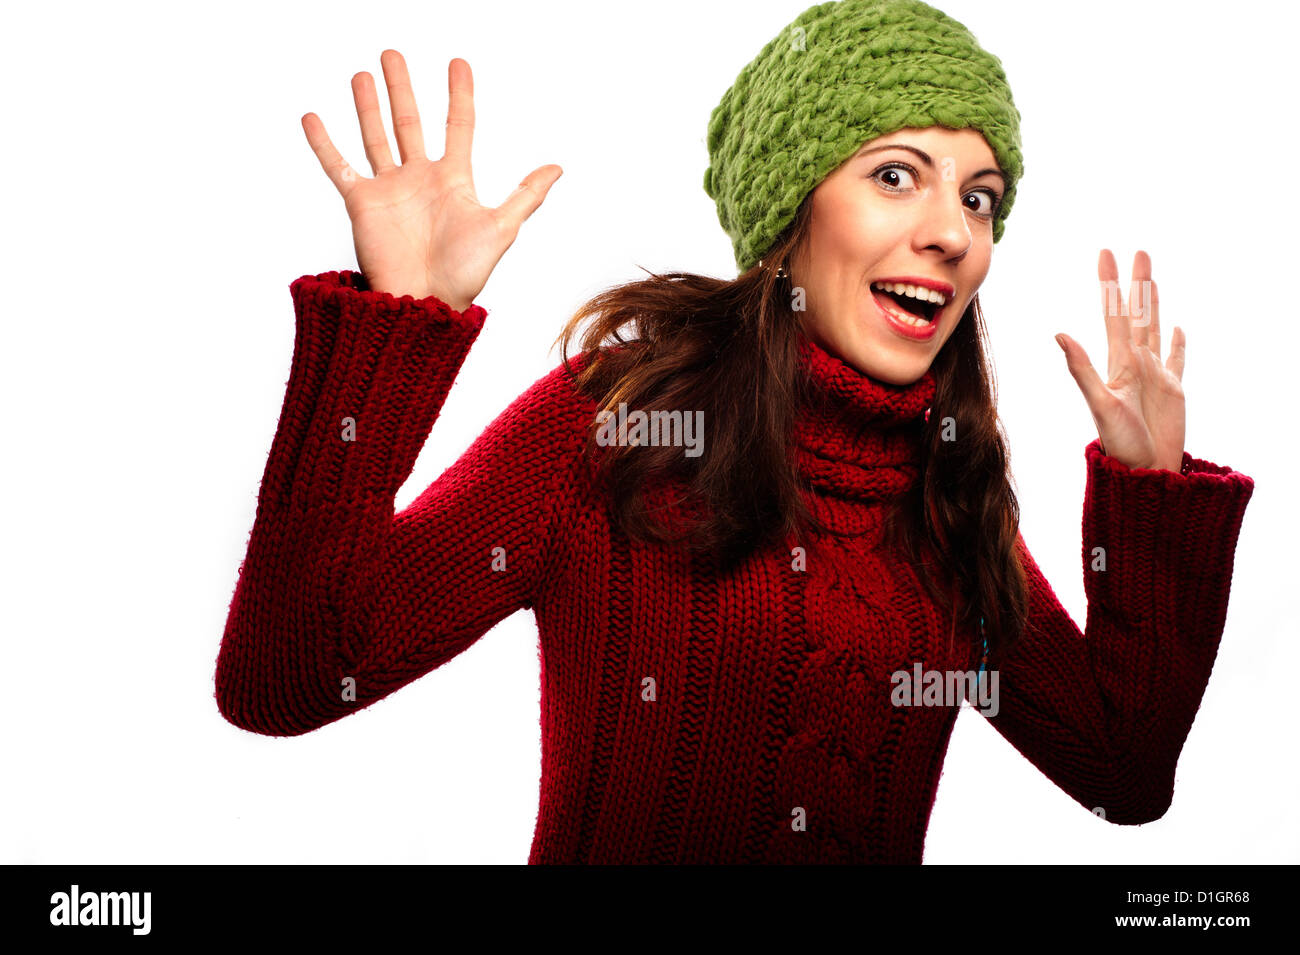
[{"x1": 215, "y1": 0, "x2": 1255, "y2": 864}]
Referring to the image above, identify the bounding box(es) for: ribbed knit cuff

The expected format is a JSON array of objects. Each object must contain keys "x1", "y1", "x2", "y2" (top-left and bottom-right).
[
  {"x1": 289, "y1": 269, "x2": 486, "y2": 335},
  {"x1": 1079, "y1": 438, "x2": 1255, "y2": 748},
  {"x1": 276, "y1": 269, "x2": 487, "y2": 510}
]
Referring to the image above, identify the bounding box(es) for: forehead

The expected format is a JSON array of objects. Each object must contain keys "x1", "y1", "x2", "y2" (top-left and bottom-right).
[{"x1": 859, "y1": 126, "x2": 998, "y2": 164}]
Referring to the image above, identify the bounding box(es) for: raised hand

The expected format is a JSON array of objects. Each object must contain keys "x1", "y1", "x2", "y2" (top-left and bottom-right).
[
  {"x1": 1054, "y1": 249, "x2": 1187, "y2": 472},
  {"x1": 301, "y1": 51, "x2": 563, "y2": 310}
]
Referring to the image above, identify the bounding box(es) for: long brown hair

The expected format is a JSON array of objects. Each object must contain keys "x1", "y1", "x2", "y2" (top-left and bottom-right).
[{"x1": 551, "y1": 195, "x2": 1028, "y2": 663}]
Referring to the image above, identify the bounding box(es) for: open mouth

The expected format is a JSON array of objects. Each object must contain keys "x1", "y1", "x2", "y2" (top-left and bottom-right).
[{"x1": 870, "y1": 280, "x2": 947, "y2": 326}]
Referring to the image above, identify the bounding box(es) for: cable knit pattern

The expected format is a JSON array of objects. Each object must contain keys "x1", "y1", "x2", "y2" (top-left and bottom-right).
[{"x1": 216, "y1": 270, "x2": 1256, "y2": 863}]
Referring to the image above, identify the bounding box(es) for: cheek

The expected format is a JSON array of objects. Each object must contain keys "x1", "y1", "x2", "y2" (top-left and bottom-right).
[{"x1": 818, "y1": 203, "x2": 880, "y2": 260}]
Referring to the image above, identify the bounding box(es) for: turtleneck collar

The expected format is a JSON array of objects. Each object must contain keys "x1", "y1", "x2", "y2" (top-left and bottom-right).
[{"x1": 793, "y1": 336, "x2": 935, "y2": 507}]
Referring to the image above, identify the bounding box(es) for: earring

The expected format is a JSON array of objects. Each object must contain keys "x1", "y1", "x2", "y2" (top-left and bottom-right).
[{"x1": 758, "y1": 258, "x2": 789, "y2": 280}]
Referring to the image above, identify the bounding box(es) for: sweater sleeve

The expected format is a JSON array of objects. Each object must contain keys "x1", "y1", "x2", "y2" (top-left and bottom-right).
[
  {"x1": 215, "y1": 269, "x2": 589, "y2": 737},
  {"x1": 978, "y1": 438, "x2": 1255, "y2": 824}
]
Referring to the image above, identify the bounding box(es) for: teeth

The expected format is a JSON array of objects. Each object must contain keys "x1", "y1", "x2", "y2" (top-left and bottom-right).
[
  {"x1": 872, "y1": 280, "x2": 948, "y2": 307},
  {"x1": 882, "y1": 303, "x2": 928, "y2": 326}
]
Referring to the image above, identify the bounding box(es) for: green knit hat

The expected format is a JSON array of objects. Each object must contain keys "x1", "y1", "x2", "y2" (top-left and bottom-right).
[{"x1": 703, "y1": 0, "x2": 1024, "y2": 273}]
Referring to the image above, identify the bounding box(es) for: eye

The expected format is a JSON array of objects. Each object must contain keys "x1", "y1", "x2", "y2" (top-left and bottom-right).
[
  {"x1": 872, "y1": 162, "x2": 919, "y2": 191},
  {"x1": 873, "y1": 164, "x2": 1004, "y2": 218},
  {"x1": 964, "y1": 188, "x2": 1002, "y2": 218}
]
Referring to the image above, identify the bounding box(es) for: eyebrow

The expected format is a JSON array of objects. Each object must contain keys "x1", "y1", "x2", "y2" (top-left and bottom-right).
[{"x1": 855, "y1": 142, "x2": 1006, "y2": 187}]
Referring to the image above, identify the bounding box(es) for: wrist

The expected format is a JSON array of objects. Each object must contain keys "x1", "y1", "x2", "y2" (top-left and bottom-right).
[{"x1": 366, "y1": 275, "x2": 470, "y2": 313}]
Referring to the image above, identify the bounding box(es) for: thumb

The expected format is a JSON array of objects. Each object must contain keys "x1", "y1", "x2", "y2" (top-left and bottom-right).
[
  {"x1": 495, "y1": 164, "x2": 563, "y2": 230},
  {"x1": 1055, "y1": 332, "x2": 1108, "y2": 409}
]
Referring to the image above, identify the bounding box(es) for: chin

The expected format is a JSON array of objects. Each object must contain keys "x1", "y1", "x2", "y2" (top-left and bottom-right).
[
  {"x1": 811, "y1": 317, "x2": 939, "y2": 385},
  {"x1": 838, "y1": 343, "x2": 932, "y2": 386},
  {"x1": 871, "y1": 370, "x2": 929, "y2": 387},
  {"x1": 873, "y1": 368, "x2": 928, "y2": 386}
]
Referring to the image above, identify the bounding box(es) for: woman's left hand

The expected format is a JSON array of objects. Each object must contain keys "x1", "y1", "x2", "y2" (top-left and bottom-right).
[{"x1": 1054, "y1": 249, "x2": 1187, "y2": 472}]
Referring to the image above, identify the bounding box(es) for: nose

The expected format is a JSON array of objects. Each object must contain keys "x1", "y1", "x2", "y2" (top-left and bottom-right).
[{"x1": 915, "y1": 183, "x2": 973, "y2": 259}]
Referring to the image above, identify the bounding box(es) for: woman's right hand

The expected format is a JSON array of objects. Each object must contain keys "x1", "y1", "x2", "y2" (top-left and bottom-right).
[{"x1": 301, "y1": 51, "x2": 562, "y2": 311}]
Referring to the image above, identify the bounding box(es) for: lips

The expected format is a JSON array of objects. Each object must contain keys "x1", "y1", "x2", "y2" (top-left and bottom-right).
[
  {"x1": 874, "y1": 287, "x2": 940, "y2": 323},
  {"x1": 875, "y1": 276, "x2": 956, "y2": 297},
  {"x1": 872, "y1": 277, "x2": 954, "y2": 325},
  {"x1": 870, "y1": 286, "x2": 945, "y2": 341}
]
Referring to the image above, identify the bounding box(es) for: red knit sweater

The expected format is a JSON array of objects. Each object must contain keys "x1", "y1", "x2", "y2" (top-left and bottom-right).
[{"x1": 215, "y1": 269, "x2": 1256, "y2": 864}]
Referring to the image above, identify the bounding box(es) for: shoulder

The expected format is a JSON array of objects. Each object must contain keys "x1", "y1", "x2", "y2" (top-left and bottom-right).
[
  {"x1": 472, "y1": 349, "x2": 617, "y2": 472},
  {"x1": 508, "y1": 342, "x2": 647, "y2": 425},
  {"x1": 477, "y1": 342, "x2": 656, "y2": 477},
  {"x1": 507, "y1": 349, "x2": 602, "y2": 426}
]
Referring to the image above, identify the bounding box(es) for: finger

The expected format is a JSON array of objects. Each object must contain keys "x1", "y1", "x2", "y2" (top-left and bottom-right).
[
  {"x1": 1097, "y1": 248, "x2": 1128, "y2": 379},
  {"x1": 1056, "y1": 332, "x2": 1111, "y2": 411},
  {"x1": 301, "y1": 112, "x2": 363, "y2": 199},
  {"x1": 351, "y1": 71, "x2": 396, "y2": 174},
  {"x1": 380, "y1": 49, "x2": 427, "y2": 163},
  {"x1": 1129, "y1": 249, "x2": 1152, "y2": 347},
  {"x1": 1146, "y1": 277, "x2": 1161, "y2": 359},
  {"x1": 442, "y1": 57, "x2": 475, "y2": 170},
  {"x1": 494, "y1": 165, "x2": 564, "y2": 230},
  {"x1": 1165, "y1": 325, "x2": 1186, "y2": 381}
]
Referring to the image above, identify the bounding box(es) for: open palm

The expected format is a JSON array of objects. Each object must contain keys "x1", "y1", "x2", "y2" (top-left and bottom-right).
[
  {"x1": 1055, "y1": 249, "x2": 1187, "y2": 472},
  {"x1": 300, "y1": 51, "x2": 562, "y2": 310}
]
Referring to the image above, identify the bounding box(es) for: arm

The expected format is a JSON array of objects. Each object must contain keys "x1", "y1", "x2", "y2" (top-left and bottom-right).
[
  {"x1": 214, "y1": 269, "x2": 588, "y2": 736},
  {"x1": 980, "y1": 439, "x2": 1255, "y2": 823}
]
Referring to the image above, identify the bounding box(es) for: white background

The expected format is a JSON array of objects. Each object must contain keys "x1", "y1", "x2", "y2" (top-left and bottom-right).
[{"x1": 2, "y1": 0, "x2": 1295, "y2": 864}]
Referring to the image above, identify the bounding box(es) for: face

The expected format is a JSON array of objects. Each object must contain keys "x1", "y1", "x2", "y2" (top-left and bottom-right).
[{"x1": 788, "y1": 126, "x2": 1006, "y2": 385}]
